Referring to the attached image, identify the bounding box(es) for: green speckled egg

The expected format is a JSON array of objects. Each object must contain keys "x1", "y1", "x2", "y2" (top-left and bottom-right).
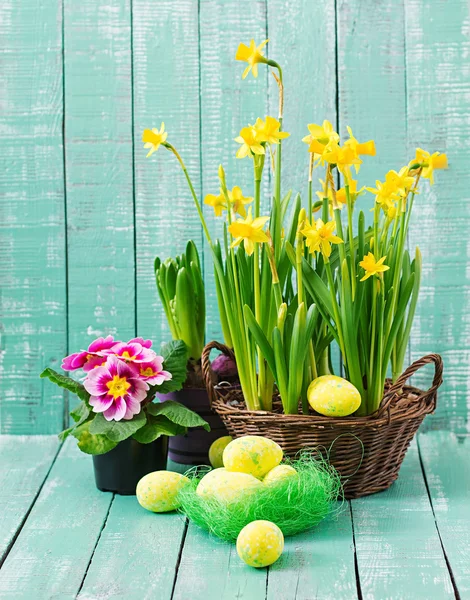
[
  {"x1": 237, "y1": 520, "x2": 284, "y2": 568},
  {"x1": 223, "y1": 436, "x2": 283, "y2": 479},
  {"x1": 196, "y1": 467, "x2": 263, "y2": 503},
  {"x1": 307, "y1": 375, "x2": 361, "y2": 417},
  {"x1": 136, "y1": 471, "x2": 189, "y2": 513},
  {"x1": 263, "y1": 464, "x2": 298, "y2": 485},
  {"x1": 208, "y1": 435, "x2": 233, "y2": 468}
]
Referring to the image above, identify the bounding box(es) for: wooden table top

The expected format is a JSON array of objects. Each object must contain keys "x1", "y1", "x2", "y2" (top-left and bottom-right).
[{"x1": 0, "y1": 431, "x2": 468, "y2": 599}]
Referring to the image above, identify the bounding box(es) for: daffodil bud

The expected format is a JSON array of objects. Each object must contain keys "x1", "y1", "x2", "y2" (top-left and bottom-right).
[
  {"x1": 218, "y1": 164, "x2": 227, "y2": 188},
  {"x1": 277, "y1": 303, "x2": 287, "y2": 330}
]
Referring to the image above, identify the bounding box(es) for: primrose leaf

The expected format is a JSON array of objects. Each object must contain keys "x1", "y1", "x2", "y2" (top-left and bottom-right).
[
  {"x1": 132, "y1": 414, "x2": 186, "y2": 444},
  {"x1": 71, "y1": 422, "x2": 117, "y2": 455},
  {"x1": 70, "y1": 402, "x2": 91, "y2": 423},
  {"x1": 40, "y1": 368, "x2": 90, "y2": 404},
  {"x1": 147, "y1": 400, "x2": 210, "y2": 432},
  {"x1": 89, "y1": 410, "x2": 147, "y2": 442},
  {"x1": 153, "y1": 340, "x2": 188, "y2": 394},
  {"x1": 58, "y1": 402, "x2": 91, "y2": 442}
]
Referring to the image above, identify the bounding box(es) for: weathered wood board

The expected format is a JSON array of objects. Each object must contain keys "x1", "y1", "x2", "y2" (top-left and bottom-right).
[
  {"x1": 0, "y1": 0, "x2": 464, "y2": 432},
  {"x1": 0, "y1": 432, "x2": 468, "y2": 598}
]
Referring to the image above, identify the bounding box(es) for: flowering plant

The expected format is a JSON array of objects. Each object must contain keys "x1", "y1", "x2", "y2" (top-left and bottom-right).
[
  {"x1": 41, "y1": 337, "x2": 209, "y2": 454},
  {"x1": 143, "y1": 40, "x2": 447, "y2": 416}
]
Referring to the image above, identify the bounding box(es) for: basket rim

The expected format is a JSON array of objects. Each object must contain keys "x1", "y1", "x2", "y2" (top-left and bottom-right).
[
  {"x1": 211, "y1": 383, "x2": 435, "y2": 429},
  {"x1": 202, "y1": 343, "x2": 443, "y2": 429}
]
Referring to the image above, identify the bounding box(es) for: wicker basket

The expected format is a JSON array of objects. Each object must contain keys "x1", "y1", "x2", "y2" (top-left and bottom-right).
[{"x1": 202, "y1": 341, "x2": 443, "y2": 499}]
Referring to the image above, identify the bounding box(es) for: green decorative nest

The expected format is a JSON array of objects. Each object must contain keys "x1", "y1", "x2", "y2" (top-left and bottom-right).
[{"x1": 177, "y1": 452, "x2": 342, "y2": 541}]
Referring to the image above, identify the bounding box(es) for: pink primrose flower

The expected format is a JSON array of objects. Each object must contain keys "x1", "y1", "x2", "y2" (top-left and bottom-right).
[
  {"x1": 128, "y1": 337, "x2": 153, "y2": 349},
  {"x1": 137, "y1": 356, "x2": 172, "y2": 386},
  {"x1": 84, "y1": 355, "x2": 149, "y2": 421},
  {"x1": 109, "y1": 341, "x2": 156, "y2": 364},
  {"x1": 61, "y1": 336, "x2": 116, "y2": 372}
]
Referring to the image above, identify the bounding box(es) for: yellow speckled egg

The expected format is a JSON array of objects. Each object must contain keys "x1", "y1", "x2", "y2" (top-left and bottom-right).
[
  {"x1": 307, "y1": 375, "x2": 361, "y2": 417},
  {"x1": 208, "y1": 435, "x2": 233, "y2": 468},
  {"x1": 196, "y1": 468, "x2": 263, "y2": 503},
  {"x1": 136, "y1": 471, "x2": 189, "y2": 513},
  {"x1": 223, "y1": 436, "x2": 283, "y2": 479},
  {"x1": 263, "y1": 464, "x2": 298, "y2": 485},
  {"x1": 237, "y1": 520, "x2": 284, "y2": 568}
]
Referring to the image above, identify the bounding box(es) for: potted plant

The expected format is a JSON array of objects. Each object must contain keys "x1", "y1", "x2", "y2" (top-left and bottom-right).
[
  {"x1": 40, "y1": 336, "x2": 209, "y2": 494},
  {"x1": 155, "y1": 242, "x2": 231, "y2": 465},
  {"x1": 142, "y1": 39, "x2": 446, "y2": 498}
]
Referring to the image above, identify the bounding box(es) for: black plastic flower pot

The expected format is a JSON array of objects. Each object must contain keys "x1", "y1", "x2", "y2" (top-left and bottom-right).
[
  {"x1": 159, "y1": 388, "x2": 229, "y2": 465},
  {"x1": 92, "y1": 436, "x2": 168, "y2": 495}
]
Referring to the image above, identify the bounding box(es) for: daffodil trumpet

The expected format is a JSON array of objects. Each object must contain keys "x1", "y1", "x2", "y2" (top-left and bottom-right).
[{"x1": 143, "y1": 39, "x2": 447, "y2": 416}]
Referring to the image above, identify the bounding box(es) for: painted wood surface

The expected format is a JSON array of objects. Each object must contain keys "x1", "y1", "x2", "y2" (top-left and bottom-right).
[
  {"x1": 0, "y1": 0, "x2": 465, "y2": 433},
  {"x1": 133, "y1": 0, "x2": 203, "y2": 343},
  {"x1": 0, "y1": 0, "x2": 67, "y2": 434},
  {"x1": 173, "y1": 523, "x2": 268, "y2": 600},
  {"x1": 0, "y1": 431, "x2": 468, "y2": 598},
  {"x1": 351, "y1": 440, "x2": 454, "y2": 599},
  {"x1": 78, "y1": 498, "x2": 187, "y2": 599},
  {"x1": 419, "y1": 431, "x2": 470, "y2": 596},
  {"x1": 0, "y1": 436, "x2": 60, "y2": 563},
  {"x1": 64, "y1": 0, "x2": 136, "y2": 354},
  {"x1": 266, "y1": 506, "x2": 357, "y2": 600},
  {"x1": 405, "y1": 0, "x2": 470, "y2": 431},
  {"x1": 0, "y1": 438, "x2": 113, "y2": 599}
]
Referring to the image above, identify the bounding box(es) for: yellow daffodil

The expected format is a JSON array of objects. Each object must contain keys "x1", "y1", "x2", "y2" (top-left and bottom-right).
[
  {"x1": 345, "y1": 126, "x2": 376, "y2": 158},
  {"x1": 254, "y1": 116, "x2": 290, "y2": 145},
  {"x1": 235, "y1": 39, "x2": 269, "y2": 79},
  {"x1": 204, "y1": 191, "x2": 227, "y2": 217},
  {"x1": 336, "y1": 179, "x2": 365, "y2": 205},
  {"x1": 315, "y1": 179, "x2": 334, "y2": 205},
  {"x1": 235, "y1": 126, "x2": 265, "y2": 159},
  {"x1": 314, "y1": 179, "x2": 364, "y2": 217},
  {"x1": 228, "y1": 208, "x2": 269, "y2": 255},
  {"x1": 302, "y1": 121, "x2": 339, "y2": 154},
  {"x1": 359, "y1": 253, "x2": 390, "y2": 281},
  {"x1": 301, "y1": 218, "x2": 343, "y2": 258},
  {"x1": 142, "y1": 123, "x2": 168, "y2": 157},
  {"x1": 228, "y1": 186, "x2": 252, "y2": 217},
  {"x1": 385, "y1": 167, "x2": 414, "y2": 197},
  {"x1": 323, "y1": 141, "x2": 362, "y2": 179},
  {"x1": 366, "y1": 179, "x2": 399, "y2": 208},
  {"x1": 410, "y1": 148, "x2": 448, "y2": 184}
]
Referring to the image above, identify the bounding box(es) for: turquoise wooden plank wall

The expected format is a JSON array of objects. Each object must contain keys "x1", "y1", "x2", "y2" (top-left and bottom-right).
[{"x1": 1, "y1": 0, "x2": 468, "y2": 434}]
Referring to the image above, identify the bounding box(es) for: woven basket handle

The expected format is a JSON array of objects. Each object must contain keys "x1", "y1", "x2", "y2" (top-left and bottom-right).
[
  {"x1": 201, "y1": 341, "x2": 236, "y2": 406},
  {"x1": 379, "y1": 353, "x2": 443, "y2": 415}
]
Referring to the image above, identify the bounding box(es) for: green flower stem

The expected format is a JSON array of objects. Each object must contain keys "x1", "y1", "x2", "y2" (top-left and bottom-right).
[
  {"x1": 308, "y1": 340, "x2": 318, "y2": 380},
  {"x1": 225, "y1": 191, "x2": 259, "y2": 410},
  {"x1": 166, "y1": 143, "x2": 212, "y2": 246},
  {"x1": 319, "y1": 194, "x2": 331, "y2": 376},
  {"x1": 267, "y1": 60, "x2": 283, "y2": 260},
  {"x1": 386, "y1": 201, "x2": 407, "y2": 344},
  {"x1": 325, "y1": 259, "x2": 346, "y2": 361},
  {"x1": 345, "y1": 184, "x2": 357, "y2": 298},
  {"x1": 308, "y1": 153, "x2": 314, "y2": 222},
  {"x1": 296, "y1": 233, "x2": 304, "y2": 306},
  {"x1": 253, "y1": 167, "x2": 265, "y2": 408},
  {"x1": 368, "y1": 278, "x2": 377, "y2": 415},
  {"x1": 167, "y1": 143, "x2": 259, "y2": 409}
]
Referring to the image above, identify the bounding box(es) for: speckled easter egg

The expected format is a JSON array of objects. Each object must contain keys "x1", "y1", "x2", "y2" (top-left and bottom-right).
[
  {"x1": 263, "y1": 464, "x2": 298, "y2": 485},
  {"x1": 208, "y1": 435, "x2": 233, "y2": 468},
  {"x1": 307, "y1": 375, "x2": 361, "y2": 417},
  {"x1": 237, "y1": 520, "x2": 284, "y2": 568},
  {"x1": 136, "y1": 471, "x2": 190, "y2": 513},
  {"x1": 223, "y1": 436, "x2": 283, "y2": 479},
  {"x1": 196, "y1": 468, "x2": 263, "y2": 503}
]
